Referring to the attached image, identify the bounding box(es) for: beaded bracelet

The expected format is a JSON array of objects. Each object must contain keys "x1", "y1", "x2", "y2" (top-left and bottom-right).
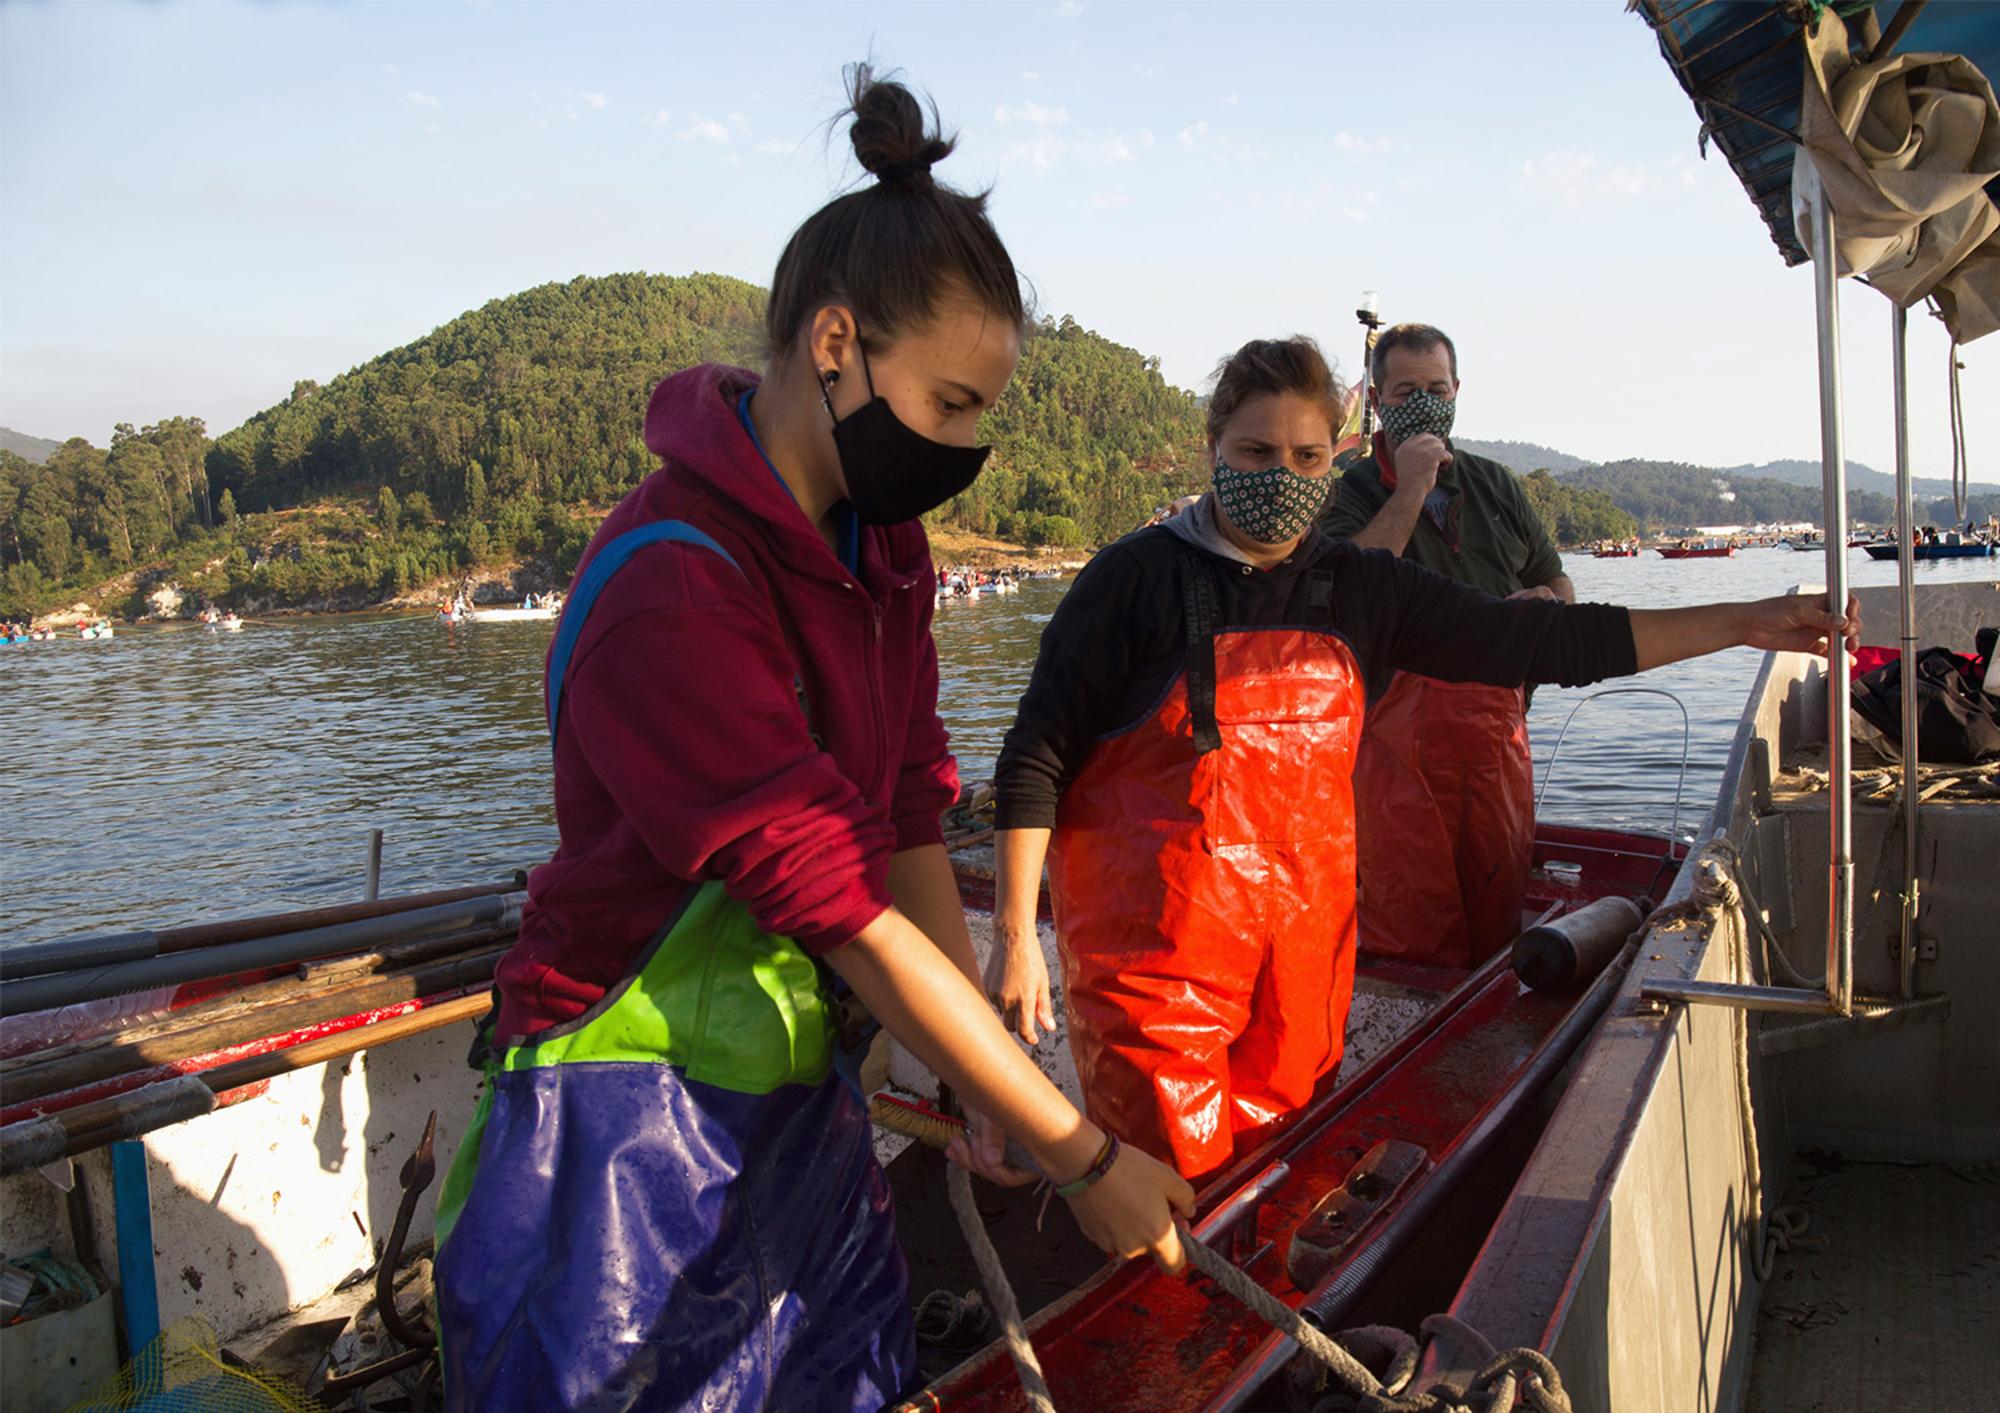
[{"x1": 1054, "y1": 1133, "x2": 1121, "y2": 1197}]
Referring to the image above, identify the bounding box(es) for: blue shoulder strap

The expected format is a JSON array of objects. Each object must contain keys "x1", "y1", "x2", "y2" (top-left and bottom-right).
[{"x1": 546, "y1": 520, "x2": 739, "y2": 748}]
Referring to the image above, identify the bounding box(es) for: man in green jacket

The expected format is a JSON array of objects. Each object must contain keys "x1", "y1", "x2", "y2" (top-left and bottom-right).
[{"x1": 1320, "y1": 323, "x2": 1566, "y2": 968}]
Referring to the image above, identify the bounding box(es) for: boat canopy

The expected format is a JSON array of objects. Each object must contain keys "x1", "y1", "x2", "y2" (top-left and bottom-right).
[{"x1": 1638, "y1": 1, "x2": 2000, "y2": 342}]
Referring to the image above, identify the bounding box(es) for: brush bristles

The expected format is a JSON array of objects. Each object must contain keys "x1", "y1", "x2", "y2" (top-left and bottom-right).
[{"x1": 869, "y1": 1093, "x2": 964, "y2": 1149}]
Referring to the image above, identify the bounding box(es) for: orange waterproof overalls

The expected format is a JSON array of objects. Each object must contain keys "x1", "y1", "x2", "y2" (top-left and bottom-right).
[
  {"x1": 1048, "y1": 555, "x2": 1365, "y2": 1178},
  {"x1": 1351, "y1": 675, "x2": 1535, "y2": 970}
]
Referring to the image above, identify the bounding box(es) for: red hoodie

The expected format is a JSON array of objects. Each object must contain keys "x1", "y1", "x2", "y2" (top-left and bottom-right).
[{"x1": 492, "y1": 364, "x2": 959, "y2": 1043}]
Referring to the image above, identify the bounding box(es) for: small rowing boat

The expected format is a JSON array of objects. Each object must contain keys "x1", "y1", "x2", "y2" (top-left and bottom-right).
[{"x1": 1657, "y1": 542, "x2": 1735, "y2": 559}]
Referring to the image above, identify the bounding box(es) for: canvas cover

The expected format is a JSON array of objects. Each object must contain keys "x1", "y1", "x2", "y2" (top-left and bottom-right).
[{"x1": 1793, "y1": 10, "x2": 2000, "y2": 343}]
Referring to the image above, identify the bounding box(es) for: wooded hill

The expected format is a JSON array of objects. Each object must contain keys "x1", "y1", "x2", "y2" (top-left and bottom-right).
[
  {"x1": 0, "y1": 273, "x2": 1210, "y2": 618},
  {"x1": 6, "y1": 271, "x2": 1992, "y2": 621},
  {"x1": 1456, "y1": 438, "x2": 1999, "y2": 533}
]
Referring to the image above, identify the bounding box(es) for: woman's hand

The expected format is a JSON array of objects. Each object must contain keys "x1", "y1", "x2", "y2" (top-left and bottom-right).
[
  {"x1": 984, "y1": 923, "x2": 1057, "y2": 1044},
  {"x1": 1064, "y1": 1139, "x2": 1197, "y2": 1274},
  {"x1": 945, "y1": 1106, "x2": 1039, "y2": 1188},
  {"x1": 1741, "y1": 592, "x2": 1861, "y2": 657}
]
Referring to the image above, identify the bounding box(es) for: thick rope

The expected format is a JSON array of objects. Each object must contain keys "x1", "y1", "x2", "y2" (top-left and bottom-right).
[
  {"x1": 946, "y1": 1162, "x2": 1056, "y2": 1413},
  {"x1": 893, "y1": 1102, "x2": 1573, "y2": 1412},
  {"x1": 1182, "y1": 1237, "x2": 1385, "y2": 1398}
]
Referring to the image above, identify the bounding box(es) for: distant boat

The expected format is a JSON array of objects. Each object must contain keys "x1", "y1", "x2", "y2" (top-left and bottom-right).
[
  {"x1": 1657, "y1": 542, "x2": 1736, "y2": 559},
  {"x1": 1591, "y1": 547, "x2": 1639, "y2": 558},
  {"x1": 1785, "y1": 536, "x2": 1827, "y2": 552},
  {"x1": 1862, "y1": 539, "x2": 1995, "y2": 560},
  {"x1": 465, "y1": 605, "x2": 561, "y2": 623}
]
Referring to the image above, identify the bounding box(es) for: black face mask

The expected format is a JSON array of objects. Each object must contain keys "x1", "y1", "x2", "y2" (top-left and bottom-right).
[{"x1": 820, "y1": 340, "x2": 990, "y2": 526}]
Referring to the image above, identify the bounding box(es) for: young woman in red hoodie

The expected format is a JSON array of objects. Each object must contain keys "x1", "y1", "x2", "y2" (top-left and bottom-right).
[{"x1": 431, "y1": 68, "x2": 1194, "y2": 1411}]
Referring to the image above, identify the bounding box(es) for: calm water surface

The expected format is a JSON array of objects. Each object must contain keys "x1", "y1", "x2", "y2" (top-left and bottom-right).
[{"x1": 4, "y1": 546, "x2": 1994, "y2": 946}]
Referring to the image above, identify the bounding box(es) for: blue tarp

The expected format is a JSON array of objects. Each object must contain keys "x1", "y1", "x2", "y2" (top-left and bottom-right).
[{"x1": 1638, "y1": 1, "x2": 2000, "y2": 266}]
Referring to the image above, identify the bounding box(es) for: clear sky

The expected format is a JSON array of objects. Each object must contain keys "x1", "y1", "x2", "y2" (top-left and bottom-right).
[{"x1": 2, "y1": 0, "x2": 1992, "y2": 484}]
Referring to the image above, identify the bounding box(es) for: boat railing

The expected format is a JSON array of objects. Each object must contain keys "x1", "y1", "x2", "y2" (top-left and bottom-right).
[{"x1": 1536, "y1": 686, "x2": 1693, "y2": 840}]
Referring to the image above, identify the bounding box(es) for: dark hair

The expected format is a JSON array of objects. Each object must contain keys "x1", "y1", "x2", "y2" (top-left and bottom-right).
[
  {"x1": 765, "y1": 65, "x2": 1026, "y2": 361},
  {"x1": 1370, "y1": 322, "x2": 1457, "y2": 386},
  {"x1": 1206, "y1": 336, "x2": 1348, "y2": 444}
]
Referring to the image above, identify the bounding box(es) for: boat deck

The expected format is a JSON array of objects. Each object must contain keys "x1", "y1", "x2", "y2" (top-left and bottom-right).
[{"x1": 1748, "y1": 1153, "x2": 2000, "y2": 1412}]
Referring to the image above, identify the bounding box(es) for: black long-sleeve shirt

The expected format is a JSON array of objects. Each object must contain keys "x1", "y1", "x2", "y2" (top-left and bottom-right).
[{"x1": 993, "y1": 525, "x2": 1637, "y2": 831}]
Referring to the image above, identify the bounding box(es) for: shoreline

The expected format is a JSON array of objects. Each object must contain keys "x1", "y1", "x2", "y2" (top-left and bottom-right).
[{"x1": 22, "y1": 538, "x2": 1093, "y2": 630}]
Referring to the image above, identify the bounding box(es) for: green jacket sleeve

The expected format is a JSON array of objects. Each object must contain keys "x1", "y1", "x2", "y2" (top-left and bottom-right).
[{"x1": 1320, "y1": 468, "x2": 1384, "y2": 542}]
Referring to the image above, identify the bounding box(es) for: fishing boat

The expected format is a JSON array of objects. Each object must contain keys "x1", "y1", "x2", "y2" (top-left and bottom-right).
[
  {"x1": 462, "y1": 605, "x2": 561, "y2": 623},
  {"x1": 5, "y1": 7, "x2": 1997, "y2": 1411},
  {"x1": 1656, "y1": 541, "x2": 1735, "y2": 559},
  {"x1": 1862, "y1": 538, "x2": 1995, "y2": 560},
  {"x1": 1783, "y1": 535, "x2": 1826, "y2": 552},
  {"x1": 1590, "y1": 545, "x2": 1639, "y2": 559},
  {"x1": 0, "y1": 800, "x2": 1688, "y2": 1410}
]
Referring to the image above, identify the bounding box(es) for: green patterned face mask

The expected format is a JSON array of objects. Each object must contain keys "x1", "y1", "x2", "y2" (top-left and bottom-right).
[
  {"x1": 1212, "y1": 457, "x2": 1332, "y2": 545},
  {"x1": 1379, "y1": 389, "x2": 1456, "y2": 444}
]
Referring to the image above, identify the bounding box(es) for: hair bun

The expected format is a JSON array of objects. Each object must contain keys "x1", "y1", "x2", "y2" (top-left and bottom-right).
[{"x1": 846, "y1": 63, "x2": 955, "y2": 188}]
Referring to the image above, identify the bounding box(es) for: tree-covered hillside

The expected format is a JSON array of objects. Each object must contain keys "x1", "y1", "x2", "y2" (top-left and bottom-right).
[
  {"x1": 1516, "y1": 470, "x2": 1637, "y2": 544},
  {"x1": 0, "y1": 273, "x2": 1206, "y2": 617},
  {"x1": 1562, "y1": 459, "x2": 1901, "y2": 530},
  {"x1": 208, "y1": 272, "x2": 769, "y2": 518}
]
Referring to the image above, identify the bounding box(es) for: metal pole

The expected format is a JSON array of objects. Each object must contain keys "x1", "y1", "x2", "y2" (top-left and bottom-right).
[
  {"x1": 1812, "y1": 189, "x2": 1855, "y2": 1017},
  {"x1": 1891, "y1": 303, "x2": 1921, "y2": 999},
  {"x1": 1356, "y1": 292, "x2": 1383, "y2": 444},
  {"x1": 365, "y1": 828, "x2": 384, "y2": 902},
  {"x1": 0, "y1": 892, "x2": 524, "y2": 1018}
]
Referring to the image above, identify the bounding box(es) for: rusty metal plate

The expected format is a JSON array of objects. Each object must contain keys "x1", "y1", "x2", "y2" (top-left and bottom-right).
[{"x1": 1285, "y1": 1139, "x2": 1429, "y2": 1289}]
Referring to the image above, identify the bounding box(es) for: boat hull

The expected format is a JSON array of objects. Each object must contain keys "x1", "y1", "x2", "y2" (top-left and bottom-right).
[
  {"x1": 1862, "y1": 541, "x2": 1995, "y2": 559},
  {"x1": 465, "y1": 606, "x2": 561, "y2": 621},
  {"x1": 1, "y1": 821, "x2": 1682, "y2": 1374}
]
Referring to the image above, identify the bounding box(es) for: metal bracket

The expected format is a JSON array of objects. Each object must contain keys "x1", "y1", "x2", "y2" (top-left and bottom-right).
[
  {"x1": 1286, "y1": 1140, "x2": 1429, "y2": 1290},
  {"x1": 1191, "y1": 1160, "x2": 1289, "y2": 1271},
  {"x1": 1886, "y1": 933, "x2": 1940, "y2": 962}
]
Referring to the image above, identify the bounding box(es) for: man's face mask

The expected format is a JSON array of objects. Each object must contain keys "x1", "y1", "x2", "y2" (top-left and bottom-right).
[
  {"x1": 1212, "y1": 457, "x2": 1331, "y2": 544},
  {"x1": 1379, "y1": 389, "x2": 1456, "y2": 445},
  {"x1": 820, "y1": 332, "x2": 990, "y2": 526}
]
